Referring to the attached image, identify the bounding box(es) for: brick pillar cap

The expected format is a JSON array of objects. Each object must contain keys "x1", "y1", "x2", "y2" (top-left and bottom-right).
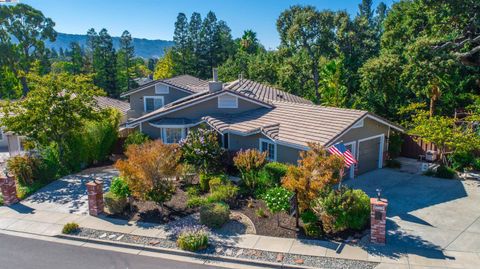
[
  {"x1": 86, "y1": 179, "x2": 102, "y2": 187},
  {"x1": 370, "y1": 197, "x2": 388, "y2": 206}
]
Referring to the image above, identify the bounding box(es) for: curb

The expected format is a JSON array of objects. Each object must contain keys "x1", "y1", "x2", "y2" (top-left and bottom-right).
[{"x1": 56, "y1": 234, "x2": 317, "y2": 269}]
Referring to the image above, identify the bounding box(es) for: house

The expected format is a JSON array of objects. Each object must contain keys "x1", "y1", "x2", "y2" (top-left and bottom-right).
[{"x1": 121, "y1": 71, "x2": 403, "y2": 178}]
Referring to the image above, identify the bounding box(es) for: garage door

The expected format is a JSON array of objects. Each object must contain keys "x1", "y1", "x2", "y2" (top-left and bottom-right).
[{"x1": 357, "y1": 137, "x2": 381, "y2": 174}]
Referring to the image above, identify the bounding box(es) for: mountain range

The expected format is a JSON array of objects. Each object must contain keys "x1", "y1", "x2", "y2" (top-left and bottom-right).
[{"x1": 45, "y1": 33, "x2": 175, "y2": 59}]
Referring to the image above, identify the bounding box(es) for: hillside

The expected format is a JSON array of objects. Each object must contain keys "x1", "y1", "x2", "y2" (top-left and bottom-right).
[{"x1": 45, "y1": 33, "x2": 175, "y2": 59}]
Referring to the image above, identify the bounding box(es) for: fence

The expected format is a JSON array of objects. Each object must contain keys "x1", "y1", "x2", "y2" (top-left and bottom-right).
[{"x1": 400, "y1": 134, "x2": 438, "y2": 159}]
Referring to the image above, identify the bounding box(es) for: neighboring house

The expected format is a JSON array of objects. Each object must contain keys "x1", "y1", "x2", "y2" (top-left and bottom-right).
[
  {"x1": 123, "y1": 72, "x2": 403, "y2": 178},
  {"x1": 94, "y1": 96, "x2": 131, "y2": 124}
]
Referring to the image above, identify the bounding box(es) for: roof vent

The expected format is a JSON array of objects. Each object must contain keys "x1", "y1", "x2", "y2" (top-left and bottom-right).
[
  {"x1": 209, "y1": 68, "x2": 222, "y2": 93},
  {"x1": 276, "y1": 93, "x2": 284, "y2": 99}
]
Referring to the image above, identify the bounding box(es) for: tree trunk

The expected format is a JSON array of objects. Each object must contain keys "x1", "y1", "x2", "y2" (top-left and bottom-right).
[
  {"x1": 20, "y1": 76, "x2": 29, "y2": 96},
  {"x1": 429, "y1": 97, "x2": 435, "y2": 118}
]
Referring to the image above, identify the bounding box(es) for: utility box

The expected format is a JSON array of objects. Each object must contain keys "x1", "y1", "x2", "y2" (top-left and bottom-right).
[{"x1": 425, "y1": 150, "x2": 437, "y2": 162}]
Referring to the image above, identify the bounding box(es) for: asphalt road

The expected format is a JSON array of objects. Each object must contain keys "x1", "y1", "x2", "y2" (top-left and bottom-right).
[{"x1": 0, "y1": 234, "x2": 220, "y2": 269}]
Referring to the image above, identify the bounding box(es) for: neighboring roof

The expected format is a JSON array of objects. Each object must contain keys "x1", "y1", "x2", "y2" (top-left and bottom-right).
[
  {"x1": 133, "y1": 77, "x2": 153, "y2": 86},
  {"x1": 127, "y1": 89, "x2": 274, "y2": 126},
  {"x1": 94, "y1": 96, "x2": 130, "y2": 115},
  {"x1": 226, "y1": 79, "x2": 313, "y2": 104},
  {"x1": 203, "y1": 101, "x2": 403, "y2": 148},
  {"x1": 121, "y1": 75, "x2": 209, "y2": 97}
]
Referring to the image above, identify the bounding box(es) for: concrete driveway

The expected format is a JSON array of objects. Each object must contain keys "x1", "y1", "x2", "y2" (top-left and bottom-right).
[
  {"x1": 346, "y1": 169, "x2": 480, "y2": 253},
  {"x1": 17, "y1": 166, "x2": 117, "y2": 215}
]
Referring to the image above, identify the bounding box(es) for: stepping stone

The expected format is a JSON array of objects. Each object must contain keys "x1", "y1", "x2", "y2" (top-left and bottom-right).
[
  {"x1": 225, "y1": 249, "x2": 233, "y2": 256},
  {"x1": 99, "y1": 233, "x2": 107, "y2": 239},
  {"x1": 108, "y1": 234, "x2": 117, "y2": 239},
  {"x1": 276, "y1": 254, "x2": 284, "y2": 262},
  {"x1": 235, "y1": 249, "x2": 243, "y2": 257},
  {"x1": 116, "y1": 235, "x2": 124, "y2": 241},
  {"x1": 294, "y1": 258, "x2": 304, "y2": 265},
  {"x1": 149, "y1": 240, "x2": 160, "y2": 246}
]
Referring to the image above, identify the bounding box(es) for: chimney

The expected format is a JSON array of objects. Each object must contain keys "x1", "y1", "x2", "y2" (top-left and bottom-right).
[{"x1": 209, "y1": 68, "x2": 222, "y2": 93}]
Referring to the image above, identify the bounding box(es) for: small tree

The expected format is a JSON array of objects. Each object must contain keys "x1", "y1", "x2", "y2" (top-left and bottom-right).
[
  {"x1": 180, "y1": 128, "x2": 223, "y2": 174},
  {"x1": 233, "y1": 149, "x2": 267, "y2": 191},
  {"x1": 115, "y1": 140, "x2": 182, "y2": 204},
  {"x1": 263, "y1": 187, "x2": 292, "y2": 226},
  {"x1": 282, "y1": 143, "x2": 344, "y2": 212}
]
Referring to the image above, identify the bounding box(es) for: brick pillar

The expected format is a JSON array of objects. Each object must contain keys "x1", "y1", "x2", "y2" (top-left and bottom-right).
[
  {"x1": 370, "y1": 198, "x2": 388, "y2": 245},
  {"x1": 0, "y1": 173, "x2": 19, "y2": 206},
  {"x1": 86, "y1": 178, "x2": 104, "y2": 216}
]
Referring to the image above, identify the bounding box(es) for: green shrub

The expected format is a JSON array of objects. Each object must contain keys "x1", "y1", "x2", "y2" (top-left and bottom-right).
[
  {"x1": 388, "y1": 133, "x2": 403, "y2": 158},
  {"x1": 62, "y1": 222, "x2": 79, "y2": 234},
  {"x1": 186, "y1": 196, "x2": 209, "y2": 208},
  {"x1": 300, "y1": 210, "x2": 318, "y2": 224},
  {"x1": 255, "y1": 208, "x2": 268, "y2": 218},
  {"x1": 263, "y1": 187, "x2": 292, "y2": 214},
  {"x1": 7, "y1": 155, "x2": 39, "y2": 186},
  {"x1": 435, "y1": 165, "x2": 456, "y2": 179},
  {"x1": 176, "y1": 227, "x2": 209, "y2": 252},
  {"x1": 124, "y1": 130, "x2": 149, "y2": 150},
  {"x1": 386, "y1": 159, "x2": 402, "y2": 169},
  {"x1": 264, "y1": 162, "x2": 288, "y2": 183},
  {"x1": 110, "y1": 177, "x2": 131, "y2": 198},
  {"x1": 186, "y1": 186, "x2": 200, "y2": 198},
  {"x1": 104, "y1": 192, "x2": 128, "y2": 214},
  {"x1": 474, "y1": 158, "x2": 480, "y2": 171},
  {"x1": 199, "y1": 173, "x2": 210, "y2": 192},
  {"x1": 233, "y1": 149, "x2": 267, "y2": 191},
  {"x1": 449, "y1": 151, "x2": 475, "y2": 171},
  {"x1": 314, "y1": 187, "x2": 370, "y2": 234},
  {"x1": 208, "y1": 176, "x2": 224, "y2": 192},
  {"x1": 200, "y1": 203, "x2": 230, "y2": 228},
  {"x1": 0, "y1": 194, "x2": 3, "y2": 206},
  {"x1": 207, "y1": 183, "x2": 238, "y2": 203},
  {"x1": 303, "y1": 222, "x2": 321, "y2": 238}
]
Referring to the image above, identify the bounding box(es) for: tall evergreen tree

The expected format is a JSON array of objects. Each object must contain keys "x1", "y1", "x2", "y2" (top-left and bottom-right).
[
  {"x1": 117, "y1": 30, "x2": 136, "y2": 93},
  {"x1": 172, "y1": 13, "x2": 191, "y2": 75},
  {"x1": 189, "y1": 12, "x2": 203, "y2": 77},
  {"x1": 200, "y1": 11, "x2": 219, "y2": 78},
  {"x1": 69, "y1": 42, "x2": 84, "y2": 75},
  {"x1": 86, "y1": 28, "x2": 98, "y2": 73},
  {"x1": 94, "y1": 29, "x2": 118, "y2": 97}
]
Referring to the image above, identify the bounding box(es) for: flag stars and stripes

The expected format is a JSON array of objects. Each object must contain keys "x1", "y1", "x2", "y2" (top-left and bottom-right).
[{"x1": 328, "y1": 143, "x2": 357, "y2": 167}]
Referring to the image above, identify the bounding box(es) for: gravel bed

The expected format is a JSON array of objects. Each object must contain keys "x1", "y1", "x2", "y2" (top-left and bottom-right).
[
  {"x1": 284, "y1": 254, "x2": 378, "y2": 269},
  {"x1": 71, "y1": 227, "x2": 379, "y2": 269}
]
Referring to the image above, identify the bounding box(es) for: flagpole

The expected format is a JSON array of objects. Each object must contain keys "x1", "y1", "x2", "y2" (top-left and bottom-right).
[{"x1": 338, "y1": 166, "x2": 345, "y2": 191}]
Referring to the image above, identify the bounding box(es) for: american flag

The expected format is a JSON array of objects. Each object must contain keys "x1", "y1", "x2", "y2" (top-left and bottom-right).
[{"x1": 328, "y1": 143, "x2": 357, "y2": 167}]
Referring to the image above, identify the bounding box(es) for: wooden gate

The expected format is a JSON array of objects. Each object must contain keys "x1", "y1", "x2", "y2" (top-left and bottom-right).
[{"x1": 400, "y1": 134, "x2": 437, "y2": 159}]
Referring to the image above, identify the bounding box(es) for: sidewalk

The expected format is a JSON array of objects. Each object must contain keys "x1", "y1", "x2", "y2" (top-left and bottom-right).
[{"x1": 1, "y1": 205, "x2": 479, "y2": 269}]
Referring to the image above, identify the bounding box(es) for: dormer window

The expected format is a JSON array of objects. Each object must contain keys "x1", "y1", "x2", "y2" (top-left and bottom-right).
[
  {"x1": 155, "y1": 84, "x2": 169, "y2": 94},
  {"x1": 144, "y1": 96, "x2": 164, "y2": 112},
  {"x1": 218, "y1": 94, "x2": 238, "y2": 108}
]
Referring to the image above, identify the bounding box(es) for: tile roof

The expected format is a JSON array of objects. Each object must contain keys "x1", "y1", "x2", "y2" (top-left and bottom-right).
[
  {"x1": 121, "y1": 75, "x2": 209, "y2": 97},
  {"x1": 226, "y1": 79, "x2": 313, "y2": 104},
  {"x1": 203, "y1": 101, "x2": 370, "y2": 147},
  {"x1": 94, "y1": 96, "x2": 130, "y2": 115}
]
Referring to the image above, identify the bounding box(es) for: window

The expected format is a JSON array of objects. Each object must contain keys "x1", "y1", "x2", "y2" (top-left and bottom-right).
[
  {"x1": 259, "y1": 139, "x2": 276, "y2": 161},
  {"x1": 144, "y1": 96, "x2": 164, "y2": 112},
  {"x1": 155, "y1": 84, "x2": 169, "y2": 94},
  {"x1": 0, "y1": 129, "x2": 3, "y2": 141},
  {"x1": 352, "y1": 119, "x2": 364, "y2": 129},
  {"x1": 218, "y1": 94, "x2": 238, "y2": 108},
  {"x1": 162, "y1": 128, "x2": 185, "y2": 144}
]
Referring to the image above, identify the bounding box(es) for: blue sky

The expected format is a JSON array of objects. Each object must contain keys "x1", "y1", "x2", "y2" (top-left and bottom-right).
[{"x1": 22, "y1": 0, "x2": 394, "y2": 49}]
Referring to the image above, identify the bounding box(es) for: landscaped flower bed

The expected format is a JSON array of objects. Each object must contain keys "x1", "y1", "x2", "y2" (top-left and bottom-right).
[{"x1": 109, "y1": 129, "x2": 372, "y2": 243}]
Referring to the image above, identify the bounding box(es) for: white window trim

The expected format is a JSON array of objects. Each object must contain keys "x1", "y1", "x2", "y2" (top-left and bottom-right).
[
  {"x1": 161, "y1": 127, "x2": 186, "y2": 144},
  {"x1": 259, "y1": 138, "x2": 277, "y2": 161},
  {"x1": 143, "y1": 96, "x2": 165, "y2": 112},
  {"x1": 155, "y1": 84, "x2": 169, "y2": 94},
  {"x1": 218, "y1": 94, "x2": 238, "y2": 109},
  {"x1": 343, "y1": 141, "x2": 356, "y2": 179}
]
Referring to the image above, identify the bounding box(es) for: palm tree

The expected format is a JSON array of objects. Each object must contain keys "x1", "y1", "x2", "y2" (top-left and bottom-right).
[{"x1": 240, "y1": 30, "x2": 258, "y2": 54}]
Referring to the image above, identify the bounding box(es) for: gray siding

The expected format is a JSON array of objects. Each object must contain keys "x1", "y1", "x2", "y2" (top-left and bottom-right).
[
  {"x1": 333, "y1": 117, "x2": 389, "y2": 154},
  {"x1": 128, "y1": 84, "x2": 191, "y2": 118},
  {"x1": 277, "y1": 144, "x2": 302, "y2": 164}
]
